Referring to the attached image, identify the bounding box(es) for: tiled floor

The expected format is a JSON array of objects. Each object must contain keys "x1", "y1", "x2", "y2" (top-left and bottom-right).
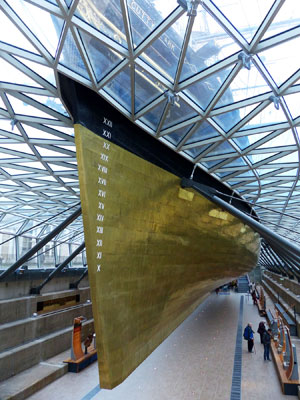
[{"x1": 28, "y1": 291, "x2": 297, "y2": 400}]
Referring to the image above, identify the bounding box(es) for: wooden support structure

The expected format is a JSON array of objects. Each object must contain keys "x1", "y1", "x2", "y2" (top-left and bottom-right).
[
  {"x1": 64, "y1": 316, "x2": 97, "y2": 373},
  {"x1": 269, "y1": 316, "x2": 300, "y2": 395}
]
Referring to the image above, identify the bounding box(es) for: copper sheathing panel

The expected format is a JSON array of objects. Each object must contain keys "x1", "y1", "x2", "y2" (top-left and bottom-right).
[{"x1": 75, "y1": 124, "x2": 260, "y2": 389}]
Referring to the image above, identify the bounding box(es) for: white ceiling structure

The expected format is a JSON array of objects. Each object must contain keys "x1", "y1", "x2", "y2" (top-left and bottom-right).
[{"x1": 0, "y1": 0, "x2": 300, "y2": 247}]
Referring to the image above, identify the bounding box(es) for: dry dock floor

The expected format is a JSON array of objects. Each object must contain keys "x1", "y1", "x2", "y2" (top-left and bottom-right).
[{"x1": 28, "y1": 290, "x2": 298, "y2": 400}]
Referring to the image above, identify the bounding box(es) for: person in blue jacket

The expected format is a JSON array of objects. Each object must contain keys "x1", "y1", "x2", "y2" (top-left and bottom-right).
[{"x1": 244, "y1": 323, "x2": 255, "y2": 352}]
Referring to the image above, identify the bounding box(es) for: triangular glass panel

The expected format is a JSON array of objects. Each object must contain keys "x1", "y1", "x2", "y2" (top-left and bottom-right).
[
  {"x1": 0, "y1": 97, "x2": 7, "y2": 111},
  {"x1": 0, "y1": 119, "x2": 21, "y2": 135},
  {"x1": 232, "y1": 136, "x2": 254, "y2": 151},
  {"x1": 184, "y1": 144, "x2": 211, "y2": 159},
  {"x1": 180, "y1": 8, "x2": 240, "y2": 81},
  {"x1": 256, "y1": 130, "x2": 295, "y2": 149},
  {"x1": 186, "y1": 121, "x2": 219, "y2": 145},
  {"x1": 284, "y1": 93, "x2": 300, "y2": 119},
  {"x1": 217, "y1": 157, "x2": 247, "y2": 169},
  {"x1": 239, "y1": 181, "x2": 259, "y2": 188},
  {"x1": 53, "y1": 143, "x2": 76, "y2": 152},
  {"x1": 47, "y1": 163, "x2": 74, "y2": 172},
  {"x1": 241, "y1": 103, "x2": 288, "y2": 130},
  {"x1": 7, "y1": 95, "x2": 57, "y2": 120},
  {"x1": 0, "y1": 58, "x2": 42, "y2": 88},
  {"x1": 0, "y1": 152, "x2": 19, "y2": 160},
  {"x1": 140, "y1": 100, "x2": 167, "y2": 131},
  {"x1": 216, "y1": 165, "x2": 254, "y2": 179},
  {"x1": 22, "y1": 124, "x2": 64, "y2": 140},
  {"x1": 75, "y1": 0, "x2": 128, "y2": 49},
  {"x1": 79, "y1": 29, "x2": 124, "y2": 82},
  {"x1": 213, "y1": 0, "x2": 274, "y2": 43},
  {"x1": 257, "y1": 167, "x2": 281, "y2": 176},
  {"x1": 140, "y1": 14, "x2": 188, "y2": 82},
  {"x1": 15, "y1": 57, "x2": 56, "y2": 86},
  {"x1": 257, "y1": 198, "x2": 284, "y2": 204},
  {"x1": 8, "y1": 0, "x2": 64, "y2": 57},
  {"x1": 34, "y1": 146, "x2": 71, "y2": 157},
  {"x1": 263, "y1": 0, "x2": 300, "y2": 40},
  {"x1": 0, "y1": 180, "x2": 19, "y2": 187},
  {"x1": 0, "y1": 214, "x2": 22, "y2": 226},
  {"x1": 59, "y1": 30, "x2": 90, "y2": 80},
  {"x1": 243, "y1": 192, "x2": 258, "y2": 197},
  {"x1": 269, "y1": 151, "x2": 299, "y2": 164},
  {"x1": 163, "y1": 125, "x2": 193, "y2": 146},
  {"x1": 232, "y1": 170, "x2": 255, "y2": 178},
  {"x1": 204, "y1": 141, "x2": 236, "y2": 157},
  {"x1": 201, "y1": 159, "x2": 227, "y2": 169},
  {"x1": 271, "y1": 191, "x2": 292, "y2": 197},
  {"x1": 212, "y1": 103, "x2": 258, "y2": 132},
  {"x1": 276, "y1": 168, "x2": 298, "y2": 177},
  {"x1": 0, "y1": 10, "x2": 38, "y2": 53},
  {"x1": 278, "y1": 182, "x2": 294, "y2": 187},
  {"x1": 248, "y1": 152, "x2": 277, "y2": 165},
  {"x1": 103, "y1": 66, "x2": 131, "y2": 112},
  {"x1": 259, "y1": 36, "x2": 300, "y2": 87},
  {"x1": 45, "y1": 126, "x2": 74, "y2": 137},
  {"x1": 135, "y1": 65, "x2": 167, "y2": 113},
  {"x1": 12, "y1": 161, "x2": 47, "y2": 170},
  {"x1": 0, "y1": 142, "x2": 35, "y2": 155},
  {"x1": 64, "y1": 0, "x2": 73, "y2": 6},
  {"x1": 127, "y1": 0, "x2": 178, "y2": 48},
  {"x1": 233, "y1": 131, "x2": 272, "y2": 150},
  {"x1": 215, "y1": 171, "x2": 231, "y2": 178},
  {"x1": 184, "y1": 66, "x2": 233, "y2": 110},
  {"x1": 25, "y1": 181, "x2": 45, "y2": 188},
  {"x1": 215, "y1": 160, "x2": 248, "y2": 178},
  {"x1": 2, "y1": 167, "x2": 30, "y2": 175},
  {"x1": 162, "y1": 98, "x2": 198, "y2": 130},
  {"x1": 214, "y1": 66, "x2": 269, "y2": 107},
  {"x1": 259, "y1": 188, "x2": 279, "y2": 195},
  {"x1": 25, "y1": 94, "x2": 69, "y2": 117}
]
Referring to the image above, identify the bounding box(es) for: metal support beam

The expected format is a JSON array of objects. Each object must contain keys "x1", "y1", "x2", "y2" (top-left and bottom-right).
[
  {"x1": 261, "y1": 240, "x2": 299, "y2": 280},
  {"x1": 69, "y1": 267, "x2": 88, "y2": 289},
  {"x1": 181, "y1": 178, "x2": 300, "y2": 262},
  {"x1": 262, "y1": 242, "x2": 289, "y2": 277},
  {"x1": 0, "y1": 207, "x2": 82, "y2": 281},
  {"x1": 261, "y1": 248, "x2": 278, "y2": 270},
  {"x1": 30, "y1": 241, "x2": 85, "y2": 294},
  {"x1": 267, "y1": 240, "x2": 300, "y2": 276},
  {"x1": 259, "y1": 252, "x2": 274, "y2": 269}
]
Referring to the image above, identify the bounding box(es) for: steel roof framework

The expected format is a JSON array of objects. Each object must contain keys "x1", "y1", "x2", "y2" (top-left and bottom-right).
[{"x1": 0, "y1": 0, "x2": 299, "y2": 262}]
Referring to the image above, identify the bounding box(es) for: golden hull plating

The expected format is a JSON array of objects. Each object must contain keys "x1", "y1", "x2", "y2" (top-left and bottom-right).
[{"x1": 75, "y1": 124, "x2": 260, "y2": 389}]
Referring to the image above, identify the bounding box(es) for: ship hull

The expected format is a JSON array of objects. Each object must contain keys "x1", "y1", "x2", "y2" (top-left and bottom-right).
[{"x1": 75, "y1": 123, "x2": 260, "y2": 389}]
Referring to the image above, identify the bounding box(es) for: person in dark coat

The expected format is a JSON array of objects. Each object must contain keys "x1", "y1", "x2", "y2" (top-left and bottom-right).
[
  {"x1": 251, "y1": 290, "x2": 257, "y2": 305},
  {"x1": 262, "y1": 328, "x2": 272, "y2": 361},
  {"x1": 244, "y1": 323, "x2": 255, "y2": 353},
  {"x1": 257, "y1": 321, "x2": 266, "y2": 344}
]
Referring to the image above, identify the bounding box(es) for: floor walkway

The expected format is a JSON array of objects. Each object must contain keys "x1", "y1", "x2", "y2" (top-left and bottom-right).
[{"x1": 28, "y1": 291, "x2": 297, "y2": 400}]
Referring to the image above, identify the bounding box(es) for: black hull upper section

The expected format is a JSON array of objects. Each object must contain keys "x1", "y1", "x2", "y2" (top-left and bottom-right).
[{"x1": 58, "y1": 73, "x2": 254, "y2": 217}]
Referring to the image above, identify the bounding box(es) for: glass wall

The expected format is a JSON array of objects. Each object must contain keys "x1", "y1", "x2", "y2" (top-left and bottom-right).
[
  {"x1": 0, "y1": 233, "x2": 16, "y2": 270},
  {"x1": 0, "y1": 232, "x2": 84, "y2": 270}
]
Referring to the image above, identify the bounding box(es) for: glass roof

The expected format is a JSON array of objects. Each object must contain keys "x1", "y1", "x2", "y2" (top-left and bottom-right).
[{"x1": 0, "y1": 0, "x2": 299, "y2": 243}]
